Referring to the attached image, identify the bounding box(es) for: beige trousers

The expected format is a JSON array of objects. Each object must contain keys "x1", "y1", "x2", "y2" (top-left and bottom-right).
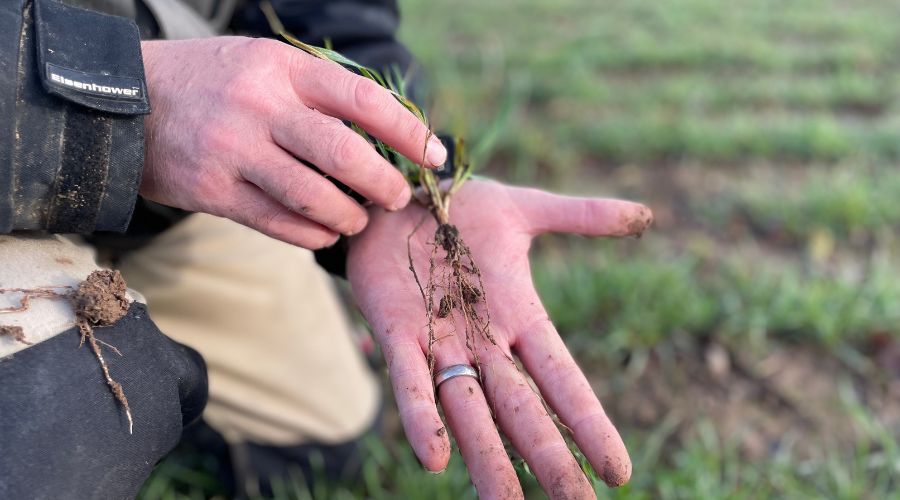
[{"x1": 114, "y1": 213, "x2": 380, "y2": 446}]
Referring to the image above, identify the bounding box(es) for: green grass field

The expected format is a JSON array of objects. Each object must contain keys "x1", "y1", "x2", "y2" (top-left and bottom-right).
[{"x1": 142, "y1": 0, "x2": 900, "y2": 497}]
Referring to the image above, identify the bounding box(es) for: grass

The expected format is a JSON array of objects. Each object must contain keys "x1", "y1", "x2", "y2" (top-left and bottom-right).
[
  {"x1": 398, "y1": 0, "x2": 900, "y2": 496},
  {"x1": 402, "y1": 0, "x2": 900, "y2": 172},
  {"x1": 696, "y1": 163, "x2": 900, "y2": 243},
  {"x1": 535, "y1": 239, "x2": 900, "y2": 350},
  {"x1": 143, "y1": 0, "x2": 900, "y2": 497}
]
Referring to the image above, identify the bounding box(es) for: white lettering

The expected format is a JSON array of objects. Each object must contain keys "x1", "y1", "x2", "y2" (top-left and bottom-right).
[{"x1": 48, "y1": 72, "x2": 141, "y2": 99}]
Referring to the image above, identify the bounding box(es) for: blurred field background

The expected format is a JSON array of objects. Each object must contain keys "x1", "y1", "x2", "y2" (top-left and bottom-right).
[{"x1": 141, "y1": 0, "x2": 900, "y2": 497}]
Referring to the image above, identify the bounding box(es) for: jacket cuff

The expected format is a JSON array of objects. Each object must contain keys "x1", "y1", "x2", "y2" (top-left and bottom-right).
[{"x1": 0, "y1": 0, "x2": 149, "y2": 234}]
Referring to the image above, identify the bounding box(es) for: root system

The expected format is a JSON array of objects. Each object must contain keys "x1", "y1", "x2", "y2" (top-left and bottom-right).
[{"x1": 409, "y1": 206, "x2": 507, "y2": 385}]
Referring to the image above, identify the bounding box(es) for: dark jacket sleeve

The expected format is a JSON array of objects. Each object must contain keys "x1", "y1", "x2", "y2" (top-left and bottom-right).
[
  {"x1": 231, "y1": 0, "x2": 424, "y2": 100},
  {"x1": 0, "y1": 0, "x2": 150, "y2": 235}
]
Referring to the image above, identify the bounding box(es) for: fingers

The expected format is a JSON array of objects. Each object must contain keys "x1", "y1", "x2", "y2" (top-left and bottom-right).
[
  {"x1": 271, "y1": 107, "x2": 412, "y2": 210},
  {"x1": 383, "y1": 338, "x2": 451, "y2": 472},
  {"x1": 291, "y1": 56, "x2": 447, "y2": 167},
  {"x1": 239, "y1": 148, "x2": 369, "y2": 235},
  {"x1": 217, "y1": 181, "x2": 339, "y2": 249},
  {"x1": 515, "y1": 319, "x2": 631, "y2": 487},
  {"x1": 510, "y1": 186, "x2": 653, "y2": 238},
  {"x1": 431, "y1": 334, "x2": 523, "y2": 499},
  {"x1": 479, "y1": 348, "x2": 596, "y2": 500}
]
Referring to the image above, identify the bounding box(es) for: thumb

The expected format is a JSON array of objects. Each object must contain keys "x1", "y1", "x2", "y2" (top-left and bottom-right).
[{"x1": 511, "y1": 186, "x2": 653, "y2": 237}]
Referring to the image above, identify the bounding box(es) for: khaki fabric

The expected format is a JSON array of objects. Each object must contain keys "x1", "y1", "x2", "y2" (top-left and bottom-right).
[
  {"x1": 116, "y1": 213, "x2": 379, "y2": 446},
  {"x1": 141, "y1": 0, "x2": 217, "y2": 39},
  {"x1": 0, "y1": 234, "x2": 139, "y2": 358}
]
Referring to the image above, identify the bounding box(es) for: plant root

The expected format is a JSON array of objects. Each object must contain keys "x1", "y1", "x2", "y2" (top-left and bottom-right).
[
  {"x1": 0, "y1": 270, "x2": 133, "y2": 433},
  {"x1": 0, "y1": 286, "x2": 72, "y2": 314},
  {"x1": 0, "y1": 325, "x2": 31, "y2": 345},
  {"x1": 71, "y1": 270, "x2": 132, "y2": 433},
  {"x1": 410, "y1": 219, "x2": 511, "y2": 391}
]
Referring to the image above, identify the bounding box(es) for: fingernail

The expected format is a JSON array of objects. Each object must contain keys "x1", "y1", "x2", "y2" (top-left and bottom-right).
[
  {"x1": 390, "y1": 184, "x2": 412, "y2": 211},
  {"x1": 347, "y1": 217, "x2": 368, "y2": 236},
  {"x1": 425, "y1": 136, "x2": 448, "y2": 167}
]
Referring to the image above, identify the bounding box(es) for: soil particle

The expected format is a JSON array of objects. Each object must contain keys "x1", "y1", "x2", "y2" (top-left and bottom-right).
[
  {"x1": 0, "y1": 325, "x2": 31, "y2": 345},
  {"x1": 438, "y1": 294, "x2": 457, "y2": 318},
  {"x1": 705, "y1": 342, "x2": 731, "y2": 379},
  {"x1": 467, "y1": 386, "x2": 474, "y2": 395},
  {"x1": 436, "y1": 426, "x2": 446, "y2": 437},
  {"x1": 435, "y1": 223, "x2": 460, "y2": 253},
  {"x1": 70, "y1": 270, "x2": 129, "y2": 325},
  {"x1": 461, "y1": 280, "x2": 482, "y2": 304}
]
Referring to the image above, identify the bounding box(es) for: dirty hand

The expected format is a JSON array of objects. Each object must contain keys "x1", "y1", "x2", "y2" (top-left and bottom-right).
[
  {"x1": 139, "y1": 37, "x2": 446, "y2": 249},
  {"x1": 348, "y1": 179, "x2": 653, "y2": 499}
]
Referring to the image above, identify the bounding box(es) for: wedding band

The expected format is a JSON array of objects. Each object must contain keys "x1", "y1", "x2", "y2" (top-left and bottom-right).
[{"x1": 434, "y1": 364, "x2": 479, "y2": 388}]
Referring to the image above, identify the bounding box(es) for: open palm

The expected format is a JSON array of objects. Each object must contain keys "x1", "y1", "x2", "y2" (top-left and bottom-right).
[{"x1": 348, "y1": 179, "x2": 652, "y2": 499}]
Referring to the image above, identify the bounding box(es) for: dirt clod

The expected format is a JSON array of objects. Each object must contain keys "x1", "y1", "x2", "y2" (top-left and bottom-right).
[
  {"x1": 0, "y1": 325, "x2": 31, "y2": 345},
  {"x1": 71, "y1": 270, "x2": 129, "y2": 326},
  {"x1": 436, "y1": 426, "x2": 446, "y2": 437},
  {"x1": 435, "y1": 223, "x2": 461, "y2": 254},
  {"x1": 438, "y1": 294, "x2": 457, "y2": 318},
  {"x1": 461, "y1": 280, "x2": 482, "y2": 304}
]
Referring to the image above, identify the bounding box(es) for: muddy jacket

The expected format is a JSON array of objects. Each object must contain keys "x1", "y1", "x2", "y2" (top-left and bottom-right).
[{"x1": 0, "y1": 0, "x2": 416, "y2": 235}]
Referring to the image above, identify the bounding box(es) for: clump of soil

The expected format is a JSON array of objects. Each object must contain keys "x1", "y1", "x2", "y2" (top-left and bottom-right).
[
  {"x1": 71, "y1": 269, "x2": 129, "y2": 326},
  {"x1": 0, "y1": 270, "x2": 133, "y2": 433}
]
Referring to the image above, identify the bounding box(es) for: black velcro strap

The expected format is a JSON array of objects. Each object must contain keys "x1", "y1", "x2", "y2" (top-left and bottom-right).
[
  {"x1": 34, "y1": 0, "x2": 150, "y2": 115},
  {"x1": 46, "y1": 107, "x2": 112, "y2": 233}
]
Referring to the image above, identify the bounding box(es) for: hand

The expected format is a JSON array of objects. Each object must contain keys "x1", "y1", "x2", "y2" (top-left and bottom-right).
[
  {"x1": 348, "y1": 180, "x2": 653, "y2": 499},
  {"x1": 139, "y1": 37, "x2": 446, "y2": 249}
]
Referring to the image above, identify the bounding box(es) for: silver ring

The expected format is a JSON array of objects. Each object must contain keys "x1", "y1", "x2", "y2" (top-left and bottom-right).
[{"x1": 434, "y1": 364, "x2": 478, "y2": 389}]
